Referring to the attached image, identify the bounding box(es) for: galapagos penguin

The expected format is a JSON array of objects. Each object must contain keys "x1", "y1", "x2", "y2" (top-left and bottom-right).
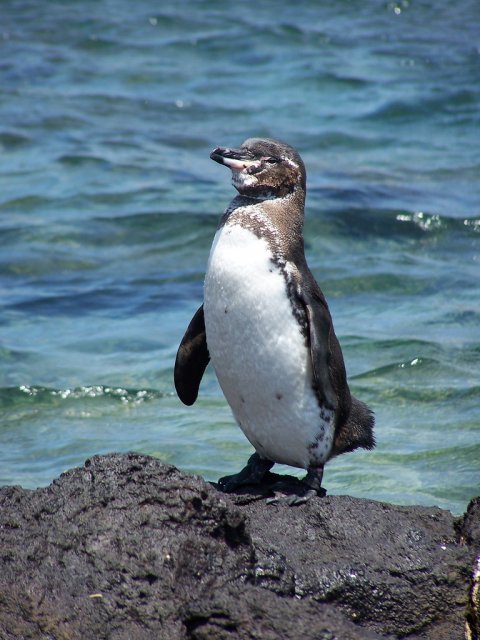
[{"x1": 174, "y1": 137, "x2": 375, "y2": 502}]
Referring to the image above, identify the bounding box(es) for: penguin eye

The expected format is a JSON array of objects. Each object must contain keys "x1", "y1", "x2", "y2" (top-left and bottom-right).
[{"x1": 264, "y1": 156, "x2": 279, "y2": 164}]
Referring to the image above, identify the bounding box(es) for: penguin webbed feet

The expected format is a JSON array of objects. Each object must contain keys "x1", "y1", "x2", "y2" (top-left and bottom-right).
[
  {"x1": 217, "y1": 452, "x2": 274, "y2": 493},
  {"x1": 217, "y1": 456, "x2": 326, "y2": 506},
  {"x1": 266, "y1": 466, "x2": 326, "y2": 506}
]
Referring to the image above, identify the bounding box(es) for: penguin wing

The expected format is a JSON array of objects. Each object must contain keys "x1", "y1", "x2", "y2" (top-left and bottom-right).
[
  {"x1": 174, "y1": 305, "x2": 210, "y2": 406},
  {"x1": 295, "y1": 268, "x2": 374, "y2": 454},
  {"x1": 295, "y1": 278, "x2": 339, "y2": 413},
  {"x1": 302, "y1": 294, "x2": 338, "y2": 411}
]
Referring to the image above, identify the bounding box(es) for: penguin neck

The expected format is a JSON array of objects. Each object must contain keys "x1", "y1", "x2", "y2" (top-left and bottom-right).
[{"x1": 225, "y1": 186, "x2": 306, "y2": 253}]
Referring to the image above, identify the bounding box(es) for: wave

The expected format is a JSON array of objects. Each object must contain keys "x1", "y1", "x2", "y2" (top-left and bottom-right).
[
  {"x1": 363, "y1": 89, "x2": 479, "y2": 123},
  {"x1": 0, "y1": 131, "x2": 31, "y2": 149},
  {"x1": 313, "y1": 205, "x2": 480, "y2": 239},
  {"x1": 0, "y1": 385, "x2": 163, "y2": 408}
]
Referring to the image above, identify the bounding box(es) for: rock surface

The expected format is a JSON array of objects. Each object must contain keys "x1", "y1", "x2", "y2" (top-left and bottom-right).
[{"x1": 0, "y1": 453, "x2": 478, "y2": 639}]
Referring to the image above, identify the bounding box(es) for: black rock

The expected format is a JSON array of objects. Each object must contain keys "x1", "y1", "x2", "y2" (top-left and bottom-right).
[
  {"x1": 456, "y1": 497, "x2": 480, "y2": 547},
  {"x1": 0, "y1": 453, "x2": 477, "y2": 639}
]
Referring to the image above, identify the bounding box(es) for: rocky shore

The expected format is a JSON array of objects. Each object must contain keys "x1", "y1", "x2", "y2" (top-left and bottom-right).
[{"x1": 0, "y1": 453, "x2": 478, "y2": 639}]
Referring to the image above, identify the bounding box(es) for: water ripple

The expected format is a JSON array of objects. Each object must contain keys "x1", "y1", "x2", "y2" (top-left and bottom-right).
[{"x1": 0, "y1": 385, "x2": 162, "y2": 408}]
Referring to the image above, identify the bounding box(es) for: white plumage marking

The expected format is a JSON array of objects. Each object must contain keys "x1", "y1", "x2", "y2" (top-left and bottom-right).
[{"x1": 203, "y1": 221, "x2": 334, "y2": 469}]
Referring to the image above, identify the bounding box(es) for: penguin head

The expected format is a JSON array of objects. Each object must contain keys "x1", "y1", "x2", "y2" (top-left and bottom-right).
[{"x1": 210, "y1": 138, "x2": 306, "y2": 198}]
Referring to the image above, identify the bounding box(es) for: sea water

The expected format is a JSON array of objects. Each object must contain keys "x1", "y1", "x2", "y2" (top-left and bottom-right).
[{"x1": 1, "y1": 0, "x2": 479, "y2": 514}]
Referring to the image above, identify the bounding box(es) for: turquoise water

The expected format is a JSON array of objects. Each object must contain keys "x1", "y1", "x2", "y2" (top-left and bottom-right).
[{"x1": 1, "y1": 0, "x2": 479, "y2": 514}]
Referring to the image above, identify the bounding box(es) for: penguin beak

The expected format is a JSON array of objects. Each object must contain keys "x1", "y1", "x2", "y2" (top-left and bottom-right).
[{"x1": 210, "y1": 147, "x2": 256, "y2": 171}]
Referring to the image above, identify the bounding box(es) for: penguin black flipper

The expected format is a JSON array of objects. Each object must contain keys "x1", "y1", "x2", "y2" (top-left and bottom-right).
[
  {"x1": 294, "y1": 269, "x2": 344, "y2": 415},
  {"x1": 299, "y1": 290, "x2": 338, "y2": 413},
  {"x1": 296, "y1": 271, "x2": 375, "y2": 457},
  {"x1": 174, "y1": 305, "x2": 210, "y2": 406}
]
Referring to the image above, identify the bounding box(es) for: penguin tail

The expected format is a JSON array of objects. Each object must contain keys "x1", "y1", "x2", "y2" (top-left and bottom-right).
[{"x1": 330, "y1": 396, "x2": 375, "y2": 458}]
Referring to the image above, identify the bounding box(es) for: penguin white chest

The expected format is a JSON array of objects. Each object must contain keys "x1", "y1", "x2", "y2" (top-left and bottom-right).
[{"x1": 203, "y1": 222, "x2": 334, "y2": 469}]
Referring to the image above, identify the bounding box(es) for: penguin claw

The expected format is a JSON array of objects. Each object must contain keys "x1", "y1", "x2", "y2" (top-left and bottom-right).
[
  {"x1": 265, "y1": 477, "x2": 326, "y2": 506},
  {"x1": 266, "y1": 489, "x2": 318, "y2": 506}
]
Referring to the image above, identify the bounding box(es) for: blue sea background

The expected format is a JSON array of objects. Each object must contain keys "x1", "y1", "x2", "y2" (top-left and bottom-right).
[{"x1": 1, "y1": 0, "x2": 479, "y2": 515}]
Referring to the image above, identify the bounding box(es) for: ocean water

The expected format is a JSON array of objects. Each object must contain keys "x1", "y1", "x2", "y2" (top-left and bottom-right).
[{"x1": 1, "y1": 0, "x2": 479, "y2": 515}]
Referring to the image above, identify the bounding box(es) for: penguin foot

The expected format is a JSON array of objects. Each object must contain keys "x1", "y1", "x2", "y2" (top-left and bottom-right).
[
  {"x1": 265, "y1": 482, "x2": 326, "y2": 506},
  {"x1": 218, "y1": 453, "x2": 274, "y2": 493},
  {"x1": 266, "y1": 488, "x2": 318, "y2": 506},
  {"x1": 265, "y1": 466, "x2": 326, "y2": 506}
]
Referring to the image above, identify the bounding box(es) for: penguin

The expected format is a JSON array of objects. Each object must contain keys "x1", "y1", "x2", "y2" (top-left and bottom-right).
[{"x1": 174, "y1": 137, "x2": 375, "y2": 503}]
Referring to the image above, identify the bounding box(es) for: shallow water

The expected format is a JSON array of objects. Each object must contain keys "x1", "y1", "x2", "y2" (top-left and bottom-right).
[{"x1": 1, "y1": 0, "x2": 479, "y2": 514}]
